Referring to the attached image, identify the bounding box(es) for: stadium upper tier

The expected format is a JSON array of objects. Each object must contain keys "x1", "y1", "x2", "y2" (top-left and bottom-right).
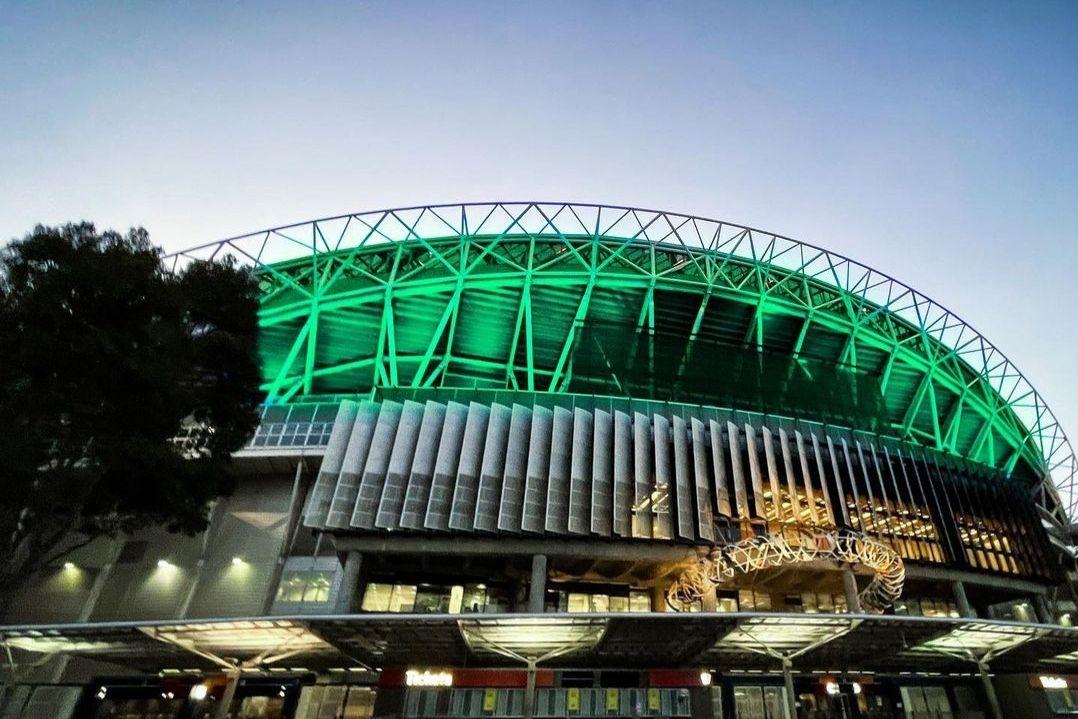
[{"x1": 167, "y1": 202, "x2": 1075, "y2": 519}]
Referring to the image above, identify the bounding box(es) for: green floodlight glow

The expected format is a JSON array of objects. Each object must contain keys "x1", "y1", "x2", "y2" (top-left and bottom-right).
[{"x1": 163, "y1": 202, "x2": 1076, "y2": 522}]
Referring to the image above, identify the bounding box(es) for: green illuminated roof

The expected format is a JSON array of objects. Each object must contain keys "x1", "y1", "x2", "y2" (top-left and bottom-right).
[{"x1": 167, "y1": 202, "x2": 1075, "y2": 519}]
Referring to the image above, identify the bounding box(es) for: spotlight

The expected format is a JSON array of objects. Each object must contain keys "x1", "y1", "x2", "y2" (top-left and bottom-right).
[
  {"x1": 825, "y1": 681, "x2": 839, "y2": 696},
  {"x1": 189, "y1": 684, "x2": 209, "y2": 701},
  {"x1": 699, "y1": 670, "x2": 712, "y2": 686},
  {"x1": 157, "y1": 559, "x2": 172, "y2": 569},
  {"x1": 231, "y1": 556, "x2": 245, "y2": 565},
  {"x1": 63, "y1": 562, "x2": 76, "y2": 571}
]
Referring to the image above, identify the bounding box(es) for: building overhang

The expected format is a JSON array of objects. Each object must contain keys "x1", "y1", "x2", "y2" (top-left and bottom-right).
[{"x1": 5, "y1": 613, "x2": 1078, "y2": 676}]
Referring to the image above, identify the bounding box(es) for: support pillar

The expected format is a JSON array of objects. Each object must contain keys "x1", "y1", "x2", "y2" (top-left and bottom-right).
[
  {"x1": 651, "y1": 585, "x2": 668, "y2": 613},
  {"x1": 528, "y1": 555, "x2": 547, "y2": 613},
  {"x1": 1034, "y1": 595, "x2": 1054, "y2": 625},
  {"x1": 701, "y1": 587, "x2": 717, "y2": 612},
  {"x1": 977, "y1": 662, "x2": 1003, "y2": 719},
  {"x1": 781, "y1": 657, "x2": 797, "y2": 719},
  {"x1": 522, "y1": 661, "x2": 537, "y2": 719},
  {"x1": 214, "y1": 670, "x2": 241, "y2": 719},
  {"x1": 334, "y1": 552, "x2": 363, "y2": 614},
  {"x1": 842, "y1": 569, "x2": 861, "y2": 614},
  {"x1": 952, "y1": 580, "x2": 975, "y2": 618}
]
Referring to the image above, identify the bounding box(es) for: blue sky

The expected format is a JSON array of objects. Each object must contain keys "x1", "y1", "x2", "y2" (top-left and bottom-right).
[{"x1": 2, "y1": 1, "x2": 1077, "y2": 442}]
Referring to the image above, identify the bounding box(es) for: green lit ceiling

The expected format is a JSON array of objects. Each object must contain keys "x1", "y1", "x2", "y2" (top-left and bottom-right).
[{"x1": 166, "y1": 203, "x2": 1075, "y2": 518}]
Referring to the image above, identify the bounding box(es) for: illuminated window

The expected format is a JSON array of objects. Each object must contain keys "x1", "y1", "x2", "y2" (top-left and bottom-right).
[{"x1": 276, "y1": 570, "x2": 333, "y2": 603}]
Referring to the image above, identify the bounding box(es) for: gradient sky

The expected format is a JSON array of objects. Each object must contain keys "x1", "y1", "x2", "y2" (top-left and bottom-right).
[{"x1": 2, "y1": 1, "x2": 1076, "y2": 442}]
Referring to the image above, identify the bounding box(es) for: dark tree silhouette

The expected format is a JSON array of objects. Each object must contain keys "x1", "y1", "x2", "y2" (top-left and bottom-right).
[{"x1": 0, "y1": 223, "x2": 262, "y2": 603}]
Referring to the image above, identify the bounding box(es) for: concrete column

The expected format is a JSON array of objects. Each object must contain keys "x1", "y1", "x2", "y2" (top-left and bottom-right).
[
  {"x1": 334, "y1": 552, "x2": 364, "y2": 614},
  {"x1": 522, "y1": 661, "x2": 537, "y2": 719},
  {"x1": 781, "y1": 657, "x2": 797, "y2": 719},
  {"x1": 952, "y1": 580, "x2": 975, "y2": 618},
  {"x1": 977, "y1": 662, "x2": 1003, "y2": 719},
  {"x1": 528, "y1": 555, "x2": 547, "y2": 613},
  {"x1": 842, "y1": 569, "x2": 861, "y2": 614},
  {"x1": 651, "y1": 585, "x2": 668, "y2": 613}
]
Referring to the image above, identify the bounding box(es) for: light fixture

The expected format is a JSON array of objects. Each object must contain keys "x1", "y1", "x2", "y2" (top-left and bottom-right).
[
  {"x1": 852, "y1": 682, "x2": 862, "y2": 695},
  {"x1": 825, "y1": 681, "x2": 839, "y2": 696},
  {"x1": 63, "y1": 561, "x2": 76, "y2": 571},
  {"x1": 231, "y1": 556, "x2": 244, "y2": 565},
  {"x1": 95, "y1": 687, "x2": 107, "y2": 700},
  {"x1": 157, "y1": 559, "x2": 172, "y2": 569},
  {"x1": 1041, "y1": 676, "x2": 1068, "y2": 689},
  {"x1": 699, "y1": 670, "x2": 712, "y2": 686},
  {"x1": 189, "y1": 684, "x2": 209, "y2": 701}
]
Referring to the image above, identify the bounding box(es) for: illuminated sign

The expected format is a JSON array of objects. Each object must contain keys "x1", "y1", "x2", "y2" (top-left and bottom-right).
[
  {"x1": 1040, "y1": 676, "x2": 1068, "y2": 689},
  {"x1": 405, "y1": 670, "x2": 453, "y2": 687}
]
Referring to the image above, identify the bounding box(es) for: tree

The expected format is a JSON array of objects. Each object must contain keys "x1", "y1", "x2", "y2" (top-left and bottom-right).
[{"x1": 0, "y1": 223, "x2": 262, "y2": 606}]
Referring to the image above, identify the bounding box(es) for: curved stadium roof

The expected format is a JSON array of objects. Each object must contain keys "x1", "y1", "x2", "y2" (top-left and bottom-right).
[{"x1": 166, "y1": 202, "x2": 1076, "y2": 522}]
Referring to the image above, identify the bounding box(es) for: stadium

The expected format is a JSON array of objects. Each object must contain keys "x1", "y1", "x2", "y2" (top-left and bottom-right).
[{"x1": 3, "y1": 202, "x2": 1078, "y2": 719}]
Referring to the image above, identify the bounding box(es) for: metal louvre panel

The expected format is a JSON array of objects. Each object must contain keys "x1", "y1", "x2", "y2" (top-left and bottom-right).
[
  {"x1": 825, "y1": 435, "x2": 852, "y2": 527},
  {"x1": 375, "y1": 400, "x2": 425, "y2": 529},
  {"x1": 761, "y1": 426, "x2": 785, "y2": 522},
  {"x1": 326, "y1": 400, "x2": 380, "y2": 529},
  {"x1": 590, "y1": 409, "x2": 614, "y2": 537},
  {"x1": 611, "y1": 410, "x2": 633, "y2": 537},
  {"x1": 743, "y1": 424, "x2": 767, "y2": 520},
  {"x1": 351, "y1": 401, "x2": 403, "y2": 529},
  {"x1": 568, "y1": 408, "x2": 594, "y2": 535},
  {"x1": 726, "y1": 422, "x2": 749, "y2": 519},
  {"x1": 522, "y1": 405, "x2": 553, "y2": 534},
  {"x1": 303, "y1": 399, "x2": 358, "y2": 527},
  {"x1": 425, "y1": 401, "x2": 469, "y2": 530},
  {"x1": 794, "y1": 430, "x2": 822, "y2": 525},
  {"x1": 671, "y1": 416, "x2": 696, "y2": 541},
  {"x1": 709, "y1": 420, "x2": 732, "y2": 519},
  {"x1": 652, "y1": 413, "x2": 674, "y2": 540},
  {"x1": 632, "y1": 413, "x2": 654, "y2": 538},
  {"x1": 401, "y1": 401, "x2": 447, "y2": 530},
  {"x1": 777, "y1": 429, "x2": 802, "y2": 523},
  {"x1": 690, "y1": 418, "x2": 715, "y2": 541},
  {"x1": 497, "y1": 404, "x2": 533, "y2": 532},
  {"x1": 545, "y1": 406, "x2": 573, "y2": 534},
  {"x1": 474, "y1": 403, "x2": 512, "y2": 533},
  {"x1": 448, "y1": 402, "x2": 491, "y2": 531}
]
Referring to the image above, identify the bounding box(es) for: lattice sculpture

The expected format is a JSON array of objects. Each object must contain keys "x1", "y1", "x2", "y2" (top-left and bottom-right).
[{"x1": 666, "y1": 528, "x2": 905, "y2": 613}]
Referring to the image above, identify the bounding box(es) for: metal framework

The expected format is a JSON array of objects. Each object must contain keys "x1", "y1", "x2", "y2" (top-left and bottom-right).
[
  {"x1": 666, "y1": 528, "x2": 905, "y2": 613},
  {"x1": 164, "y1": 202, "x2": 1076, "y2": 521}
]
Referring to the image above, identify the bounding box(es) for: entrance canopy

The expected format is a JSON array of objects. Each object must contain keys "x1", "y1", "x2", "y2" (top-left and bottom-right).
[{"x1": 5, "y1": 613, "x2": 1078, "y2": 676}]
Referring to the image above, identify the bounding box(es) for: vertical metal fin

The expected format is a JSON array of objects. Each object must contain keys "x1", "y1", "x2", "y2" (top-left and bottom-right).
[
  {"x1": 727, "y1": 421, "x2": 750, "y2": 519},
  {"x1": 522, "y1": 405, "x2": 553, "y2": 534},
  {"x1": 401, "y1": 401, "x2": 447, "y2": 530},
  {"x1": 448, "y1": 402, "x2": 491, "y2": 531},
  {"x1": 545, "y1": 406, "x2": 573, "y2": 534},
  {"x1": 325, "y1": 401, "x2": 378, "y2": 529},
  {"x1": 303, "y1": 399, "x2": 358, "y2": 528},
  {"x1": 612, "y1": 410, "x2": 633, "y2": 537},
  {"x1": 744, "y1": 424, "x2": 767, "y2": 521},
  {"x1": 497, "y1": 404, "x2": 533, "y2": 533},
  {"x1": 425, "y1": 401, "x2": 469, "y2": 531},
  {"x1": 710, "y1": 419, "x2": 733, "y2": 518},
  {"x1": 375, "y1": 400, "x2": 425, "y2": 529},
  {"x1": 474, "y1": 403, "x2": 512, "y2": 533},
  {"x1": 352, "y1": 401, "x2": 403, "y2": 529},
  {"x1": 632, "y1": 412, "x2": 654, "y2": 538},
  {"x1": 567, "y1": 408, "x2": 594, "y2": 535},
  {"x1": 590, "y1": 408, "x2": 614, "y2": 537},
  {"x1": 761, "y1": 426, "x2": 785, "y2": 522},
  {"x1": 691, "y1": 417, "x2": 716, "y2": 541},
  {"x1": 652, "y1": 413, "x2": 674, "y2": 540}
]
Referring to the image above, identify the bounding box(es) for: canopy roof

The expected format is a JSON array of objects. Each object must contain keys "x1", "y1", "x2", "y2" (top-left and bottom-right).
[{"x1": 166, "y1": 202, "x2": 1075, "y2": 520}]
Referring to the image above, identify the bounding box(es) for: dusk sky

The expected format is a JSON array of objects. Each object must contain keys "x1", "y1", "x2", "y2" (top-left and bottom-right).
[{"x1": 2, "y1": 2, "x2": 1076, "y2": 443}]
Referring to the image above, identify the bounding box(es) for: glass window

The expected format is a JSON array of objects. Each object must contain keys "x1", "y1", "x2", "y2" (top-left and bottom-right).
[
  {"x1": 1045, "y1": 687, "x2": 1078, "y2": 714},
  {"x1": 276, "y1": 569, "x2": 333, "y2": 604},
  {"x1": 630, "y1": 590, "x2": 652, "y2": 612}
]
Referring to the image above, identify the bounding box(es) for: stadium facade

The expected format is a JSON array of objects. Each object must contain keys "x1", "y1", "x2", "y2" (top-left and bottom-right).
[{"x1": 3, "y1": 202, "x2": 1078, "y2": 719}]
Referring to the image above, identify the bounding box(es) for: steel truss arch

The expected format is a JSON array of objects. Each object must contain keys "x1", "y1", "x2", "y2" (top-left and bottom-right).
[{"x1": 164, "y1": 202, "x2": 1077, "y2": 522}]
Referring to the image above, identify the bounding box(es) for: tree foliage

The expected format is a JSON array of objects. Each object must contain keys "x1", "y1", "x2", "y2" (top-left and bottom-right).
[{"x1": 0, "y1": 223, "x2": 261, "y2": 593}]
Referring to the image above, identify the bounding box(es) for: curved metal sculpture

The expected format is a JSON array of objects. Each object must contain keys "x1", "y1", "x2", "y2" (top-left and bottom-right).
[{"x1": 667, "y1": 529, "x2": 906, "y2": 614}]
